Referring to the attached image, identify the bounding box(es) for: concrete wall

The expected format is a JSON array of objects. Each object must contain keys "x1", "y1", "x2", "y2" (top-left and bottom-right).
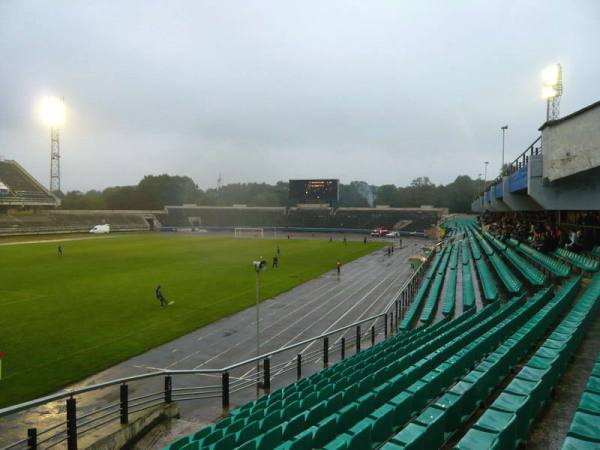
[
  {"x1": 543, "y1": 105, "x2": 600, "y2": 181},
  {"x1": 529, "y1": 154, "x2": 600, "y2": 210}
]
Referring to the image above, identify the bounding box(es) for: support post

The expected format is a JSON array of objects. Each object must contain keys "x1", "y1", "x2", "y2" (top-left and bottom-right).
[
  {"x1": 164, "y1": 376, "x2": 172, "y2": 403},
  {"x1": 120, "y1": 383, "x2": 129, "y2": 425},
  {"x1": 384, "y1": 313, "x2": 388, "y2": 338},
  {"x1": 323, "y1": 337, "x2": 329, "y2": 368},
  {"x1": 341, "y1": 337, "x2": 346, "y2": 360},
  {"x1": 66, "y1": 397, "x2": 77, "y2": 450},
  {"x1": 27, "y1": 428, "x2": 37, "y2": 450},
  {"x1": 296, "y1": 354, "x2": 302, "y2": 380},
  {"x1": 263, "y1": 358, "x2": 270, "y2": 391},
  {"x1": 356, "y1": 325, "x2": 361, "y2": 353},
  {"x1": 371, "y1": 326, "x2": 375, "y2": 346},
  {"x1": 222, "y1": 372, "x2": 230, "y2": 410}
]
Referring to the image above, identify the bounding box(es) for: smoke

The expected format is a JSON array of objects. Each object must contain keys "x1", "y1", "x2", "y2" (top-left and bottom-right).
[{"x1": 356, "y1": 181, "x2": 375, "y2": 207}]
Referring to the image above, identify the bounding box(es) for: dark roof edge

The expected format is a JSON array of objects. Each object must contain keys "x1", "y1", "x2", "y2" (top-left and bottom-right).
[{"x1": 539, "y1": 99, "x2": 600, "y2": 131}]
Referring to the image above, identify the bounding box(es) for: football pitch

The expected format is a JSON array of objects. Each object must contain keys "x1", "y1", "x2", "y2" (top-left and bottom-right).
[{"x1": 1, "y1": 233, "x2": 384, "y2": 408}]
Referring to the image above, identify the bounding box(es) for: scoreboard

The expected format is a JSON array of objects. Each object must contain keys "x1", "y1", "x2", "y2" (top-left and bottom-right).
[{"x1": 289, "y1": 179, "x2": 339, "y2": 203}]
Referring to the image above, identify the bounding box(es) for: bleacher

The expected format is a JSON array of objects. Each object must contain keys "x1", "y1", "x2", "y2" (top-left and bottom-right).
[
  {"x1": 160, "y1": 216, "x2": 600, "y2": 450},
  {"x1": 0, "y1": 211, "x2": 150, "y2": 235},
  {"x1": 163, "y1": 206, "x2": 445, "y2": 233},
  {"x1": 0, "y1": 160, "x2": 58, "y2": 207}
]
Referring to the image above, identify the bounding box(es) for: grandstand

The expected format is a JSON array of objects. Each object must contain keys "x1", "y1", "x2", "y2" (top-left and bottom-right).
[
  {"x1": 162, "y1": 205, "x2": 446, "y2": 234},
  {"x1": 473, "y1": 100, "x2": 600, "y2": 214},
  {"x1": 0, "y1": 159, "x2": 59, "y2": 208}
]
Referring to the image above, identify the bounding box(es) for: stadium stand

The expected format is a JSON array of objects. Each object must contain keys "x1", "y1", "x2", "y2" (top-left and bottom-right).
[
  {"x1": 163, "y1": 205, "x2": 446, "y2": 233},
  {"x1": 0, "y1": 160, "x2": 58, "y2": 207},
  {"x1": 0, "y1": 211, "x2": 151, "y2": 235}
]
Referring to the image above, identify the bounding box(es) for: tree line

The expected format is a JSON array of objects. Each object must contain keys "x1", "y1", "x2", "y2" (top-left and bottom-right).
[{"x1": 59, "y1": 174, "x2": 483, "y2": 213}]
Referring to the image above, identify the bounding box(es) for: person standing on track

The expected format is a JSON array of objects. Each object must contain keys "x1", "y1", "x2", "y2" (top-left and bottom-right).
[{"x1": 336, "y1": 259, "x2": 342, "y2": 277}]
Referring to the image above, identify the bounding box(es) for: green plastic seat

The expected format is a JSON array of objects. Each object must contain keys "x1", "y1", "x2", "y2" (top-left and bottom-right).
[
  {"x1": 310, "y1": 416, "x2": 337, "y2": 448},
  {"x1": 369, "y1": 404, "x2": 395, "y2": 446},
  {"x1": 455, "y1": 427, "x2": 500, "y2": 450},
  {"x1": 578, "y1": 392, "x2": 600, "y2": 416},
  {"x1": 414, "y1": 406, "x2": 445, "y2": 449},
  {"x1": 475, "y1": 409, "x2": 516, "y2": 450},
  {"x1": 561, "y1": 436, "x2": 600, "y2": 450},
  {"x1": 568, "y1": 411, "x2": 600, "y2": 443},
  {"x1": 237, "y1": 421, "x2": 261, "y2": 446},
  {"x1": 390, "y1": 423, "x2": 427, "y2": 450},
  {"x1": 168, "y1": 436, "x2": 190, "y2": 450}
]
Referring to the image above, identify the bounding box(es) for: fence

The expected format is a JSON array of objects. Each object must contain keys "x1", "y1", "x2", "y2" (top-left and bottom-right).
[{"x1": 0, "y1": 246, "x2": 438, "y2": 450}]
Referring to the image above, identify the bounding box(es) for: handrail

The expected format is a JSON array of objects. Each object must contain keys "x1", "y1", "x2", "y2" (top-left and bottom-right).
[
  {"x1": 0, "y1": 311, "x2": 386, "y2": 419},
  {"x1": 478, "y1": 135, "x2": 542, "y2": 196}
]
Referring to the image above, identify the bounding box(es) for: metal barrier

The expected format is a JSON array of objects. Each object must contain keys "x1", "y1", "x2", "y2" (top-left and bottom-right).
[
  {"x1": 479, "y1": 135, "x2": 542, "y2": 196},
  {"x1": 0, "y1": 245, "x2": 438, "y2": 450}
]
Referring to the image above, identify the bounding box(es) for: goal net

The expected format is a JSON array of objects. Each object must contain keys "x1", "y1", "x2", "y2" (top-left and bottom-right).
[{"x1": 234, "y1": 227, "x2": 264, "y2": 238}]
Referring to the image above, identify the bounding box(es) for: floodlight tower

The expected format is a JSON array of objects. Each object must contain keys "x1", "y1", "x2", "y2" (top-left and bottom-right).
[
  {"x1": 542, "y1": 64, "x2": 563, "y2": 121},
  {"x1": 42, "y1": 97, "x2": 65, "y2": 193}
]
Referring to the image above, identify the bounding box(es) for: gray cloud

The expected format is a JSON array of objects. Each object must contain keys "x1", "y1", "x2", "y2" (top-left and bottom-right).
[{"x1": 1, "y1": 0, "x2": 599, "y2": 191}]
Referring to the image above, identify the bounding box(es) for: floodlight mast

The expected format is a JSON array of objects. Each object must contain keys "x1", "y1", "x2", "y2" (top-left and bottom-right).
[
  {"x1": 43, "y1": 97, "x2": 65, "y2": 193},
  {"x1": 542, "y1": 64, "x2": 562, "y2": 121}
]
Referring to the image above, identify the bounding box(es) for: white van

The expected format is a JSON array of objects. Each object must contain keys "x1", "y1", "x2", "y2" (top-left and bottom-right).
[{"x1": 90, "y1": 224, "x2": 110, "y2": 234}]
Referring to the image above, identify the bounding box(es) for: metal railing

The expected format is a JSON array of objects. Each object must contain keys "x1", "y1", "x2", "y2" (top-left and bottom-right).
[
  {"x1": 0, "y1": 245, "x2": 438, "y2": 450},
  {"x1": 478, "y1": 135, "x2": 542, "y2": 197}
]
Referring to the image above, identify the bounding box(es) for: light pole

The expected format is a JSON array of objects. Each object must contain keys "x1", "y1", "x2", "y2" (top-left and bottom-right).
[
  {"x1": 253, "y1": 259, "x2": 267, "y2": 385},
  {"x1": 482, "y1": 162, "x2": 489, "y2": 209},
  {"x1": 41, "y1": 97, "x2": 65, "y2": 193},
  {"x1": 501, "y1": 125, "x2": 508, "y2": 174}
]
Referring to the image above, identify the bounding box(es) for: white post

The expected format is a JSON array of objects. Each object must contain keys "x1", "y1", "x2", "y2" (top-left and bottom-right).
[{"x1": 256, "y1": 269, "x2": 260, "y2": 384}]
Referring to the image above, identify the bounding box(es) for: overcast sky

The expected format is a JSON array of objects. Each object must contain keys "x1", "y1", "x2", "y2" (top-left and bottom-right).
[{"x1": 1, "y1": 1, "x2": 599, "y2": 192}]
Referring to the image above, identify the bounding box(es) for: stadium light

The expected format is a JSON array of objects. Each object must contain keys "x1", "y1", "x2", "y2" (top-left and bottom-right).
[
  {"x1": 41, "y1": 96, "x2": 65, "y2": 126},
  {"x1": 541, "y1": 63, "x2": 563, "y2": 121}
]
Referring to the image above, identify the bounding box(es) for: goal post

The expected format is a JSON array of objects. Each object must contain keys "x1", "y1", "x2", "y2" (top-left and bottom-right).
[{"x1": 234, "y1": 227, "x2": 265, "y2": 238}]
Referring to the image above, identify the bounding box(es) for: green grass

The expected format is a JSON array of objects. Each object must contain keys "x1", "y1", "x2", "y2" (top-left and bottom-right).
[{"x1": 1, "y1": 234, "x2": 383, "y2": 408}]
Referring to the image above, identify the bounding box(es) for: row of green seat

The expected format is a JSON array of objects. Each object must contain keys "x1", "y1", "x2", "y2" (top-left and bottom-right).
[
  {"x1": 461, "y1": 240, "x2": 470, "y2": 266},
  {"x1": 441, "y1": 265, "x2": 458, "y2": 316},
  {"x1": 562, "y1": 350, "x2": 600, "y2": 449},
  {"x1": 399, "y1": 247, "x2": 447, "y2": 330},
  {"x1": 383, "y1": 284, "x2": 567, "y2": 450},
  {"x1": 488, "y1": 253, "x2": 523, "y2": 294},
  {"x1": 474, "y1": 257, "x2": 499, "y2": 303},
  {"x1": 457, "y1": 273, "x2": 600, "y2": 449},
  {"x1": 167, "y1": 320, "x2": 435, "y2": 450},
  {"x1": 384, "y1": 289, "x2": 564, "y2": 450},
  {"x1": 278, "y1": 303, "x2": 504, "y2": 449},
  {"x1": 420, "y1": 246, "x2": 452, "y2": 323},
  {"x1": 173, "y1": 301, "x2": 487, "y2": 450},
  {"x1": 468, "y1": 228, "x2": 523, "y2": 294},
  {"x1": 476, "y1": 230, "x2": 546, "y2": 287},
  {"x1": 319, "y1": 297, "x2": 528, "y2": 449},
  {"x1": 592, "y1": 246, "x2": 600, "y2": 258},
  {"x1": 507, "y1": 238, "x2": 571, "y2": 278},
  {"x1": 461, "y1": 244, "x2": 476, "y2": 310},
  {"x1": 468, "y1": 235, "x2": 482, "y2": 261},
  {"x1": 449, "y1": 245, "x2": 459, "y2": 270},
  {"x1": 553, "y1": 247, "x2": 599, "y2": 273}
]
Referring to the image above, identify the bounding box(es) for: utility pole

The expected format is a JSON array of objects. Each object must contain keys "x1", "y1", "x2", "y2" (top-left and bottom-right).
[{"x1": 501, "y1": 125, "x2": 508, "y2": 175}]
